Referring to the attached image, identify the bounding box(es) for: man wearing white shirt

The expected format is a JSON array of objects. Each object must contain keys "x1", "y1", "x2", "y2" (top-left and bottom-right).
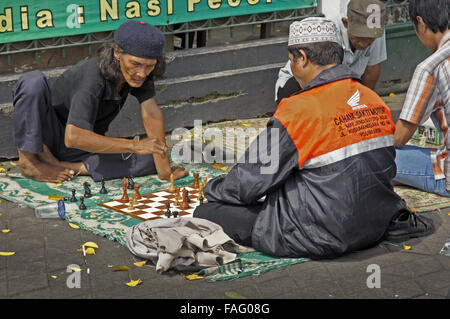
[{"x1": 275, "y1": 0, "x2": 388, "y2": 105}]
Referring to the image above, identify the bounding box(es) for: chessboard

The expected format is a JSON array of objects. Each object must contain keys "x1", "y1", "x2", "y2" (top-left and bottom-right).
[{"x1": 98, "y1": 185, "x2": 207, "y2": 221}]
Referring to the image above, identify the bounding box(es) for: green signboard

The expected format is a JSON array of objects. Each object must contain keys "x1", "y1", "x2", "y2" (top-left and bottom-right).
[{"x1": 0, "y1": 0, "x2": 316, "y2": 44}]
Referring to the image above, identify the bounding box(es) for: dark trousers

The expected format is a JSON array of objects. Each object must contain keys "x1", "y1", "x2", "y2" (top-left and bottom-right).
[
  {"x1": 12, "y1": 70, "x2": 157, "y2": 182},
  {"x1": 193, "y1": 201, "x2": 263, "y2": 247}
]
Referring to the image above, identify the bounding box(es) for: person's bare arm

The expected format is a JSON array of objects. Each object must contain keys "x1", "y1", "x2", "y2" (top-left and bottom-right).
[
  {"x1": 394, "y1": 119, "x2": 419, "y2": 148},
  {"x1": 140, "y1": 98, "x2": 188, "y2": 180},
  {"x1": 64, "y1": 124, "x2": 167, "y2": 155},
  {"x1": 361, "y1": 64, "x2": 381, "y2": 90}
]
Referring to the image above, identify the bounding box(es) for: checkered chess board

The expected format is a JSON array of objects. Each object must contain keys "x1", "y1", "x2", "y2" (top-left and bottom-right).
[{"x1": 98, "y1": 185, "x2": 206, "y2": 221}]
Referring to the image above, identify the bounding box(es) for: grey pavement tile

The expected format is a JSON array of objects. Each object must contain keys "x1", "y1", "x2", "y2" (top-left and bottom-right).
[
  {"x1": 48, "y1": 271, "x2": 93, "y2": 299},
  {"x1": 9, "y1": 287, "x2": 52, "y2": 299},
  {"x1": 381, "y1": 255, "x2": 444, "y2": 278},
  {"x1": 346, "y1": 287, "x2": 389, "y2": 299},
  {"x1": 414, "y1": 269, "x2": 450, "y2": 292},
  {"x1": 286, "y1": 263, "x2": 334, "y2": 289},
  {"x1": 413, "y1": 292, "x2": 445, "y2": 299},
  {"x1": 253, "y1": 275, "x2": 299, "y2": 298},
  {"x1": 279, "y1": 281, "x2": 346, "y2": 299},
  {"x1": 381, "y1": 279, "x2": 426, "y2": 299},
  {"x1": 435, "y1": 254, "x2": 450, "y2": 270},
  {"x1": 7, "y1": 260, "x2": 47, "y2": 280},
  {"x1": 7, "y1": 272, "x2": 49, "y2": 297},
  {"x1": 45, "y1": 248, "x2": 85, "y2": 273},
  {"x1": 0, "y1": 270, "x2": 6, "y2": 297}
]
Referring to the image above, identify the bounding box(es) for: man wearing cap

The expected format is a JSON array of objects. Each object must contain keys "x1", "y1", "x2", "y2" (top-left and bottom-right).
[
  {"x1": 12, "y1": 20, "x2": 188, "y2": 183},
  {"x1": 275, "y1": 0, "x2": 388, "y2": 105},
  {"x1": 194, "y1": 17, "x2": 433, "y2": 258}
]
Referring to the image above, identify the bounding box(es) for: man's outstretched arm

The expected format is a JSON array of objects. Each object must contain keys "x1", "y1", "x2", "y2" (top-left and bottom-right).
[
  {"x1": 394, "y1": 119, "x2": 419, "y2": 148},
  {"x1": 140, "y1": 98, "x2": 188, "y2": 181}
]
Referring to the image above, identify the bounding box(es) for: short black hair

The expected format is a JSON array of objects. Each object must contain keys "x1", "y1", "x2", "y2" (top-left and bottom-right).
[
  {"x1": 288, "y1": 41, "x2": 344, "y2": 66},
  {"x1": 409, "y1": 0, "x2": 449, "y2": 33}
]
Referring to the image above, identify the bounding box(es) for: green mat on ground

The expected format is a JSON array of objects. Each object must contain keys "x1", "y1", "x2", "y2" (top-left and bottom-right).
[{"x1": 0, "y1": 163, "x2": 309, "y2": 281}]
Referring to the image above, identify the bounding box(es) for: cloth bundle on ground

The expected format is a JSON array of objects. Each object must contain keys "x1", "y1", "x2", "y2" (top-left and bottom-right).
[{"x1": 126, "y1": 217, "x2": 255, "y2": 273}]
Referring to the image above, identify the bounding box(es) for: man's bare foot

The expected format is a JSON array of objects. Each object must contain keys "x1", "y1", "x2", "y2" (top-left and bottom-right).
[
  {"x1": 37, "y1": 145, "x2": 88, "y2": 175},
  {"x1": 18, "y1": 150, "x2": 75, "y2": 183}
]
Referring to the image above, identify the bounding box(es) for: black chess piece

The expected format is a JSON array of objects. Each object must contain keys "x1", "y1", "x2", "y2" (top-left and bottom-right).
[
  {"x1": 79, "y1": 196, "x2": 87, "y2": 210},
  {"x1": 99, "y1": 178, "x2": 108, "y2": 194},
  {"x1": 172, "y1": 211, "x2": 179, "y2": 218},
  {"x1": 199, "y1": 196, "x2": 203, "y2": 205},
  {"x1": 70, "y1": 189, "x2": 77, "y2": 202},
  {"x1": 83, "y1": 182, "x2": 92, "y2": 198},
  {"x1": 186, "y1": 190, "x2": 190, "y2": 203},
  {"x1": 127, "y1": 177, "x2": 135, "y2": 190},
  {"x1": 165, "y1": 202, "x2": 171, "y2": 218}
]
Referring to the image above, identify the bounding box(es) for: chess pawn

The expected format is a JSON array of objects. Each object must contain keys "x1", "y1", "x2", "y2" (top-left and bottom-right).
[
  {"x1": 79, "y1": 196, "x2": 86, "y2": 210},
  {"x1": 134, "y1": 185, "x2": 141, "y2": 200},
  {"x1": 168, "y1": 173, "x2": 176, "y2": 193},
  {"x1": 193, "y1": 173, "x2": 199, "y2": 188},
  {"x1": 174, "y1": 188, "x2": 181, "y2": 201},
  {"x1": 99, "y1": 178, "x2": 108, "y2": 194},
  {"x1": 128, "y1": 196, "x2": 135, "y2": 210},
  {"x1": 70, "y1": 189, "x2": 77, "y2": 202}
]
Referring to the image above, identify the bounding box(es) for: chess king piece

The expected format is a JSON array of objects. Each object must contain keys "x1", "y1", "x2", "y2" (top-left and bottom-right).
[
  {"x1": 120, "y1": 177, "x2": 129, "y2": 202},
  {"x1": 79, "y1": 196, "x2": 86, "y2": 210},
  {"x1": 168, "y1": 173, "x2": 176, "y2": 193},
  {"x1": 99, "y1": 178, "x2": 108, "y2": 194},
  {"x1": 83, "y1": 182, "x2": 92, "y2": 198},
  {"x1": 70, "y1": 189, "x2": 77, "y2": 202},
  {"x1": 180, "y1": 188, "x2": 189, "y2": 210},
  {"x1": 172, "y1": 210, "x2": 179, "y2": 218}
]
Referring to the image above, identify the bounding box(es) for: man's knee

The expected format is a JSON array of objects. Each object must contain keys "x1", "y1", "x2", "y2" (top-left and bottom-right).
[{"x1": 13, "y1": 70, "x2": 49, "y2": 102}]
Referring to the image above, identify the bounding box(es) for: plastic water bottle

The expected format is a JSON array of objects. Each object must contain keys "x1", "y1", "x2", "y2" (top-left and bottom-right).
[{"x1": 35, "y1": 200, "x2": 66, "y2": 219}]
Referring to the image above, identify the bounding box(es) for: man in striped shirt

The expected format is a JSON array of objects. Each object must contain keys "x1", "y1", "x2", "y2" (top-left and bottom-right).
[{"x1": 393, "y1": 0, "x2": 450, "y2": 197}]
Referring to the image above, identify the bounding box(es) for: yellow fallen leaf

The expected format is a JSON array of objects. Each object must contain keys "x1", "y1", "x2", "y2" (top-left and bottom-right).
[
  {"x1": 1, "y1": 229, "x2": 11, "y2": 233},
  {"x1": 0, "y1": 252, "x2": 15, "y2": 256},
  {"x1": 389, "y1": 93, "x2": 396, "y2": 97},
  {"x1": 239, "y1": 123, "x2": 252, "y2": 127},
  {"x1": 114, "y1": 266, "x2": 130, "y2": 272},
  {"x1": 9, "y1": 161, "x2": 17, "y2": 166},
  {"x1": 52, "y1": 183, "x2": 63, "y2": 188},
  {"x1": 0, "y1": 168, "x2": 8, "y2": 174},
  {"x1": 184, "y1": 274, "x2": 203, "y2": 280},
  {"x1": 90, "y1": 214, "x2": 97, "y2": 219},
  {"x1": 71, "y1": 267, "x2": 82, "y2": 272},
  {"x1": 107, "y1": 265, "x2": 114, "y2": 268},
  {"x1": 212, "y1": 163, "x2": 229, "y2": 171},
  {"x1": 125, "y1": 279, "x2": 142, "y2": 287},
  {"x1": 85, "y1": 247, "x2": 96, "y2": 255},
  {"x1": 403, "y1": 244, "x2": 412, "y2": 250},
  {"x1": 82, "y1": 242, "x2": 99, "y2": 249},
  {"x1": 51, "y1": 275, "x2": 58, "y2": 279},
  {"x1": 133, "y1": 261, "x2": 147, "y2": 267},
  {"x1": 69, "y1": 223, "x2": 80, "y2": 229}
]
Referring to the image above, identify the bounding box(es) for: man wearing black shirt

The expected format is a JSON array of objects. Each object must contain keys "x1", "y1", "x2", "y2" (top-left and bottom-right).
[{"x1": 12, "y1": 21, "x2": 188, "y2": 183}]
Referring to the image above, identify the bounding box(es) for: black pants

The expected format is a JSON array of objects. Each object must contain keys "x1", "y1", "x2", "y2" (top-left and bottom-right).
[
  {"x1": 12, "y1": 70, "x2": 157, "y2": 182},
  {"x1": 193, "y1": 201, "x2": 263, "y2": 247}
]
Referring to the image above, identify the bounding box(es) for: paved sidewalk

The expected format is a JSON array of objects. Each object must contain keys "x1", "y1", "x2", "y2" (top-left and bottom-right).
[{"x1": 0, "y1": 194, "x2": 449, "y2": 301}]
